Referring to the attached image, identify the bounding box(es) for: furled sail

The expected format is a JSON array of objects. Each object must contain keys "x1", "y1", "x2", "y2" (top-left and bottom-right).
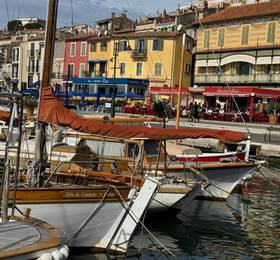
[
  {"x1": 39, "y1": 87, "x2": 247, "y2": 142},
  {"x1": 0, "y1": 110, "x2": 11, "y2": 122}
]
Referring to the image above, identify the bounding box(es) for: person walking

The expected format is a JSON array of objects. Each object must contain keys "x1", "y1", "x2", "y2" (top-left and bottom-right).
[
  {"x1": 189, "y1": 103, "x2": 194, "y2": 122},
  {"x1": 194, "y1": 102, "x2": 199, "y2": 122}
]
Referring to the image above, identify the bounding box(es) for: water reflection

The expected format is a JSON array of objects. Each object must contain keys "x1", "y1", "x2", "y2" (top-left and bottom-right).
[{"x1": 70, "y1": 169, "x2": 280, "y2": 259}]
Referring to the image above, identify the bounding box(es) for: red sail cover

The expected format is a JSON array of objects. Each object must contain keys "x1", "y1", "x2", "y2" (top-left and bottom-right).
[
  {"x1": 0, "y1": 110, "x2": 10, "y2": 122},
  {"x1": 39, "y1": 87, "x2": 247, "y2": 142}
]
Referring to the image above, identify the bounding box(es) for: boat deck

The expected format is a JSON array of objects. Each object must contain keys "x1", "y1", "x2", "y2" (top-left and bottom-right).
[{"x1": 0, "y1": 217, "x2": 61, "y2": 259}]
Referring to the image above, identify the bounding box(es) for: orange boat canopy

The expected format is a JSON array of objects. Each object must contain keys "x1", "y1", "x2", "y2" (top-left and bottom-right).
[
  {"x1": 39, "y1": 87, "x2": 247, "y2": 142},
  {"x1": 0, "y1": 110, "x2": 10, "y2": 123}
]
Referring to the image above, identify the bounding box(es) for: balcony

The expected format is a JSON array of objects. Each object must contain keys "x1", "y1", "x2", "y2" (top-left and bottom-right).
[
  {"x1": 27, "y1": 66, "x2": 36, "y2": 73},
  {"x1": 27, "y1": 50, "x2": 41, "y2": 57},
  {"x1": 194, "y1": 74, "x2": 280, "y2": 84},
  {"x1": 131, "y1": 49, "x2": 147, "y2": 59},
  {"x1": 51, "y1": 73, "x2": 64, "y2": 79},
  {"x1": 86, "y1": 71, "x2": 106, "y2": 78}
]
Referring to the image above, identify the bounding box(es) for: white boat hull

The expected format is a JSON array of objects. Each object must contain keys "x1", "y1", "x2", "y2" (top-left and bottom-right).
[
  {"x1": 13, "y1": 178, "x2": 159, "y2": 253},
  {"x1": 166, "y1": 165, "x2": 255, "y2": 199},
  {"x1": 16, "y1": 202, "x2": 127, "y2": 248}
]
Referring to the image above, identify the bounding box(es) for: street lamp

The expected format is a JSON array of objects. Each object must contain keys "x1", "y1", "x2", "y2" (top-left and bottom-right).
[{"x1": 110, "y1": 38, "x2": 132, "y2": 118}]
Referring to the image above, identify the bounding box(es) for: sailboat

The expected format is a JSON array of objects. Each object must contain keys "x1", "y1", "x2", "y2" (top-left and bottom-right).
[{"x1": 0, "y1": 0, "x2": 161, "y2": 255}]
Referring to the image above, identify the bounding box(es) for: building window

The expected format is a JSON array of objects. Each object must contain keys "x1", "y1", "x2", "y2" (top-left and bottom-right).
[
  {"x1": 118, "y1": 40, "x2": 128, "y2": 52},
  {"x1": 68, "y1": 64, "x2": 75, "y2": 79},
  {"x1": 36, "y1": 59, "x2": 40, "y2": 72},
  {"x1": 198, "y1": 67, "x2": 206, "y2": 74},
  {"x1": 237, "y1": 62, "x2": 250, "y2": 75},
  {"x1": 79, "y1": 64, "x2": 85, "y2": 77},
  {"x1": 28, "y1": 74, "x2": 33, "y2": 87},
  {"x1": 241, "y1": 25, "x2": 250, "y2": 45},
  {"x1": 152, "y1": 39, "x2": 164, "y2": 51},
  {"x1": 70, "y1": 43, "x2": 76, "y2": 57},
  {"x1": 12, "y1": 47, "x2": 19, "y2": 62},
  {"x1": 136, "y1": 39, "x2": 146, "y2": 53},
  {"x1": 30, "y1": 42, "x2": 35, "y2": 57},
  {"x1": 80, "y1": 42, "x2": 87, "y2": 56},
  {"x1": 136, "y1": 62, "x2": 143, "y2": 75},
  {"x1": 90, "y1": 42, "x2": 96, "y2": 52},
  {"x1": 267, "y1": 22, "x2": 276, "y2": 43},
  {"x1": 218, "y1": 28, "x2": 225, "y2": 47},
  {"x1": 120, "y1": 62, "x2": 126, "y2": 75},
  {"x1": 29, "y1": 59, "x2": 35, "y2": 73},
  {"x1": 12, "y1": 64, "x2": 18, "y2": 78},
  {"x1": 154, "y1": 62, "x2": 163, "y2": 76},
  {"x1": 204, "y1": 30, "x2": 210, "y2": 49},
  {"x1": 100, "y1": 41, "x2": 107, "y2": 51}
]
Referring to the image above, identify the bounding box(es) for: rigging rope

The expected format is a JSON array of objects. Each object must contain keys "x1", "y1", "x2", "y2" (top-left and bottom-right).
[{"x1": 5, "y1": 0, "x2": 10, "y2": 23}]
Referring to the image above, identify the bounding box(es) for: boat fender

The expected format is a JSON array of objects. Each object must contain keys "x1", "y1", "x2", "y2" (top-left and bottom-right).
[
  {"x1": 51, "y1": 249, "x2": 64, "y2": 260},
  {"x1": 37, "y1": 253, "x2": 52, "y2": 260},
  {"x1": 59, "y1": 245, "x2": 70, "y2": 258}
]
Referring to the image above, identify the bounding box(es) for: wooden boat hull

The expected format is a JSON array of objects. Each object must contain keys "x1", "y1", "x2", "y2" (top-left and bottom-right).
[{"x1": 0, "y1": 216, "x2": 64, "y2": 259}]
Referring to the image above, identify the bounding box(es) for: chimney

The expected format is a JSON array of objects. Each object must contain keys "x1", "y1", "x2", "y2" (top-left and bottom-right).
[{"x1": 112, "y1": 12, "x2": 115, "y2": 18}]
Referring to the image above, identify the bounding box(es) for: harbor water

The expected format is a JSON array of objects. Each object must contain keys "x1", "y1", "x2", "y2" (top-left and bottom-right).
[{"x1": 71, "y1": 164, "x2": 280, "y2": 259}]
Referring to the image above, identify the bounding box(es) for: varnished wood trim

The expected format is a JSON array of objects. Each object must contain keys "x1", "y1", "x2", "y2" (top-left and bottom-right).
[{"x1": 0, "y1": 216, "x2": 60, "y2": 259}]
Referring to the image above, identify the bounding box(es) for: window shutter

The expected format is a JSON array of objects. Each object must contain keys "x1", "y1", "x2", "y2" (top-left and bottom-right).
[
  {"x1": 218, "y1": 28, "x2": 225, "y2": 47},
  {"x1": 267, "y1": 22, "x2": 276, "y2": 43},
  {"x1": 204, "y1": 30, "x2": 210, "y2": 49}
]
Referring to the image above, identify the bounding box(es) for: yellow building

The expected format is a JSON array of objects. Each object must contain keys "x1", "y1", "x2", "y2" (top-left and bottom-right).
[
  {"x1": 194, "y1": 1, "x2": 280, "y2": 90},
  {"x1": 87, "y1": 31, "x2": 193, "y2": 101},
  {"x1": 193, "y1": 0, "x2": 280, "y2": 120}
]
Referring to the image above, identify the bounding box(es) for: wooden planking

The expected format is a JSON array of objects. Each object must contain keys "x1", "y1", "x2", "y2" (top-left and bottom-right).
[
  {"x1": 4, "y1": 185, "x2": 131, "y2": 204},
  {"x1": 0, "y1": 216, "x2": 60, "y2": 259}
]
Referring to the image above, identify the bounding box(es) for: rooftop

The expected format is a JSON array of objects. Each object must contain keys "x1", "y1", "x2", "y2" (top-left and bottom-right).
[{"x1": 197, "y1": 0, "x2": 280, "y2": 24}]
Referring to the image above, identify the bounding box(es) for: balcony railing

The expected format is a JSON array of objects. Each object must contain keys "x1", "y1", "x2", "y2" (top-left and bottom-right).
[
  {"x1": 194, "y1": 74, "x2": 280, "y2": 84},
  {"x1": 27, "y1": 50, "x2": 41, "y2": 57},
  {"x1": 51, "y1": 73, "x2": 64, "y2": 79},
  {"x1": 131, "y1": 49, "x2": 147, "y2": 59}
]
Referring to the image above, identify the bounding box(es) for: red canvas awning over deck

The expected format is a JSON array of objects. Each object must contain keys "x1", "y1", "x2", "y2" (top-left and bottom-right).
[
  {"x1": 38, "y1": 86, "x2": 247, "y2": 142},
  {"x1": 0, "y1": 110, "x2": 10, "y2": 122},
  {"x1": 203, "y1": 87, "x2": 280, "y2": 99}
]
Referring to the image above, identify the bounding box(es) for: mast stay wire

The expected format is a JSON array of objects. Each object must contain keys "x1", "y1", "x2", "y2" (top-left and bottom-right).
[
  {"x1": 4, "y1": 0, "x2": 10, "y2": 24},
  {"x1": 189, "y1": 0, "x2": 251, "y2": 136}
]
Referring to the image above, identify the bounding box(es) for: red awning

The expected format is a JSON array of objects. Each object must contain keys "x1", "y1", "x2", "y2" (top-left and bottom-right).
[
  {"x1": 150, "y1": 86, "x2": 189, "y2": 96},
  {"x1": 203, "y1": 87, "x2": 280, "y2": 99},
  {"x1": 39, "y1": 87, "x2": 247, "y2": 142}
]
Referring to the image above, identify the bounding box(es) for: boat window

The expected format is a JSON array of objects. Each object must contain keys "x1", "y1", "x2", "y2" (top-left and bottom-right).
[
  {"x1": 144, "y1": 141, "x2": 160, "y2": 157},
  {"x1": 128, "y1": 143, "x2": 139, "y2": 157}
]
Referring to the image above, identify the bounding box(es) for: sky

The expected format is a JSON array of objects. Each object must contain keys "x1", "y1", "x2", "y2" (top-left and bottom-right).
[{"x1": 0, "y1": 0, "x2": 191, "y2": 29}]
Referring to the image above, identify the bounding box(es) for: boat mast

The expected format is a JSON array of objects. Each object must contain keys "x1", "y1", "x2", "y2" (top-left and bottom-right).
[
  {"x1": 175, "y1": 33, "x2": 186, "y2": 129},
  {"x1": 36, "y1": 0, "x2": 58, "y2": 185}
]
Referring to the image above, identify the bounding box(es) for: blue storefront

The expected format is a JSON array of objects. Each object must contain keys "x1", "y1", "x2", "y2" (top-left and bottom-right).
[{"x1": 69, "y1": 77, "x2": 149, "y2": 96}]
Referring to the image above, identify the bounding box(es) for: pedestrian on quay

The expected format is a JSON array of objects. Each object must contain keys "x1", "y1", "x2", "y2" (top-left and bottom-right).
[
  {"x1": 189, "y1": 102, "x2": 194, "y2": 122},
  {"x1": 194, "y1": 102, "x2": 199, "y2": 122}
]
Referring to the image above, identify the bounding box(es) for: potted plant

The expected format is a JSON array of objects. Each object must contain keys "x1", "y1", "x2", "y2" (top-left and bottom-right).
[
  {"x1": 265, "y1": 100, "x2": 280, "y2": 125},
  {"x1": 23, "y1": 95, "x2": 38, "y2": 119}
]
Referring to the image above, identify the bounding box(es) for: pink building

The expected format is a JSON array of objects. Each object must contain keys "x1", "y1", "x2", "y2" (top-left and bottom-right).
[{"x1": 64, "y1": 35, "x2": 91, "y2": 88}]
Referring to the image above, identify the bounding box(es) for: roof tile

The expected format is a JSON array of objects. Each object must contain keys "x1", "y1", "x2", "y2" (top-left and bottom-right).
[{"x1": 198, "y1": 0, "x2": 280, "y2": 24}]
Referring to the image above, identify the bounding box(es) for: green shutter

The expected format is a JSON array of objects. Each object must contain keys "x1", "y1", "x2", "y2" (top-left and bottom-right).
[
  {"x1": 204, "y1": 30, "x2": 210, "y2": 49},
  {"x1": 218, "y1": 28, "x2": 225, "y2": 47},
  {"x1": 241, "y1": 25, "x2": 249, "y2": 45},
  {"x1": 267, "y1": 22, "x2": 276, "y2": 43}
]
